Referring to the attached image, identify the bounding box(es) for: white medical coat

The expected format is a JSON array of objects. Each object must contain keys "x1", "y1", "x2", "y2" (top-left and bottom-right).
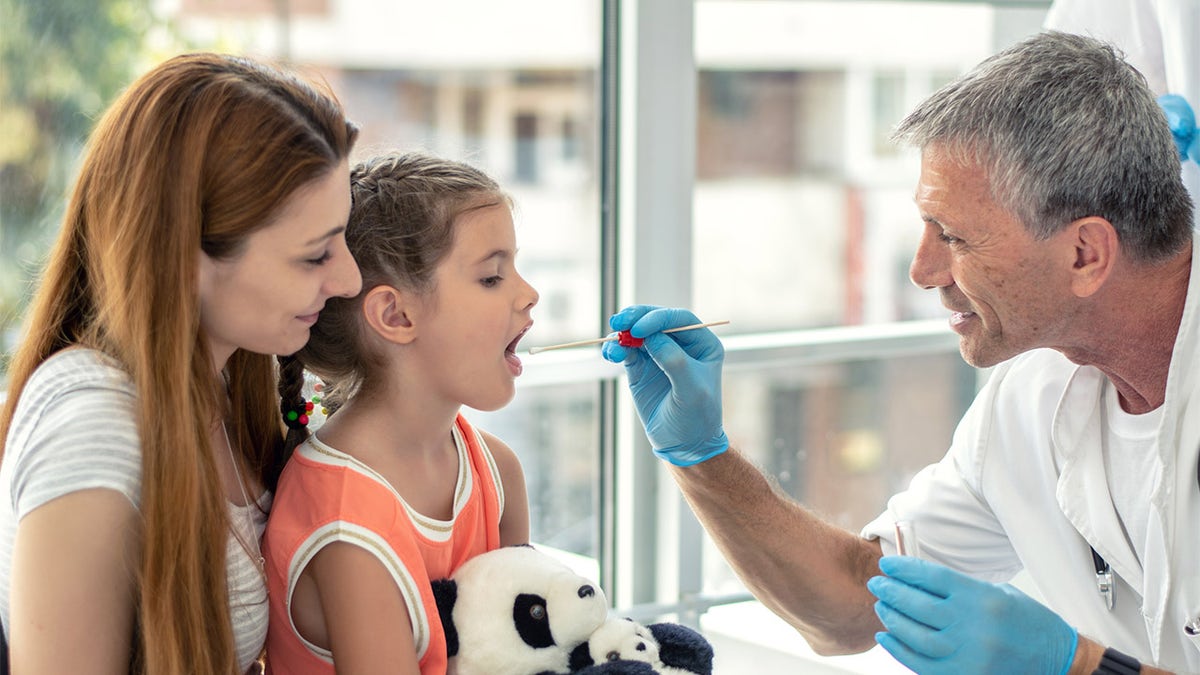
[{"x1": 863, "y1": 235, "x2": 1200, "y2": 672}]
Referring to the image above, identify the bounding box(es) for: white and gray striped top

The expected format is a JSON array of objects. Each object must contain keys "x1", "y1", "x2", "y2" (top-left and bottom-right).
[{"x1": 0, "y1": 348, "x2": 270, "y2": 672}]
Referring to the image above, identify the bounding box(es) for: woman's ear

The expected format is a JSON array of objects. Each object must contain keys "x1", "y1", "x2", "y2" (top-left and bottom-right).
[
  {"x1": 1066, "y1": 216, "x2": 1119, "y2": 298},
  {"x1": 361, "y1": 285, "x2": 418, "y2": 344}
]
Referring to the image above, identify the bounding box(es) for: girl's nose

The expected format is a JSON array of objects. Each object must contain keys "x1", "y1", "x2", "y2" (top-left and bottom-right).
[{"x1": 519, "y1": 274, "x2": 539, "y2": 310}]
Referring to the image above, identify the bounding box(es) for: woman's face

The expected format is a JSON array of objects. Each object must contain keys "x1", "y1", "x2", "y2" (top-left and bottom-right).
[{"x1": 199, "y1": 159, "x2": 362, "y2": 367}]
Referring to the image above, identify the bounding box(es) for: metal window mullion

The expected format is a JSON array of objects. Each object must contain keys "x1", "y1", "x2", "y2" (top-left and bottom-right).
[
  {"x1": 598, "y1": 0, "x2": 622, "y2": 609},
  {"x1": 616, "y1": 0, "x2": 702, "y2": 620}
]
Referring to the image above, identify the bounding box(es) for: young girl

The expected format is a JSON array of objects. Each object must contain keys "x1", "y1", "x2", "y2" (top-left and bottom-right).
[
  {"x1": 0, "y1": 53, "x2": 361, "y2": 674},
  {"x1": 264, "y1": 151, "x2": 535, "y2": 673}
]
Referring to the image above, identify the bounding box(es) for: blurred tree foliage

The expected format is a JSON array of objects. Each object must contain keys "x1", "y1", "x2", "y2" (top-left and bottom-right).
[{"x1": 0, "y1": 0, "x2": 157, "y2": 379}]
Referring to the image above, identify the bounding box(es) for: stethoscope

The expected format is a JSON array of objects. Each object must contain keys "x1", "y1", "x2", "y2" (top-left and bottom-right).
[{"x1": 1091, "y1": 458, "x2": 1200, "y2": 637}]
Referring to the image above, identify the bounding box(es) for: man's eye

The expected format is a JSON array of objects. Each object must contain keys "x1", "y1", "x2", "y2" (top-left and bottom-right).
[{"x1": 938, "y1": 233, "x2": 962, "y2": 245}]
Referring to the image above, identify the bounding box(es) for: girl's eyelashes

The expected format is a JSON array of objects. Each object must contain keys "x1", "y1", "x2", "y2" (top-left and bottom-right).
[{"x1": 480, "y1": 275, "x2": 503, "y2": 288}]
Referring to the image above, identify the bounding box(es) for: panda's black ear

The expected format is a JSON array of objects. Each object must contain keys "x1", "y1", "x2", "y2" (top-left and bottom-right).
[
  {"x1": 430, "y1": 578, "x2": 459, "y2": 657},
  {"x1": 568, "y1": 640, "x2": 595, "y2": 670}
]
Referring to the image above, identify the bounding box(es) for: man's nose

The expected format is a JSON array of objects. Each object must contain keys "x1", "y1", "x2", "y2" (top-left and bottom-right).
[{"x1": 909, "y1": 226, "x2": 952, "y2": 290}]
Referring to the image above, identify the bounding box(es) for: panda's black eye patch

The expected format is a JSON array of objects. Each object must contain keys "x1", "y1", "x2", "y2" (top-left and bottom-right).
[{"x1": 513, "y1": 593, "x2": 555, "y2": 648}]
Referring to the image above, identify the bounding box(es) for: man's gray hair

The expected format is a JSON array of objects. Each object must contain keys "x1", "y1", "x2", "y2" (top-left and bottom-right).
[{"x1": 893, "y1": 30, "x2": 1192, "y2": 263}]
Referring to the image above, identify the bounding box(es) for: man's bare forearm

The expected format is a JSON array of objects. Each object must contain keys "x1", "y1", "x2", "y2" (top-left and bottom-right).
[{"x1": 669, "y1": 448, "x2": 883, "y2": 654}]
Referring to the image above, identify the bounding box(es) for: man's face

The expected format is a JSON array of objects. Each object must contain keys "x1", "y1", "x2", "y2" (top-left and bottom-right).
[{"x1": 908, "y1": 145, "x2": 1077, "y2": 367}]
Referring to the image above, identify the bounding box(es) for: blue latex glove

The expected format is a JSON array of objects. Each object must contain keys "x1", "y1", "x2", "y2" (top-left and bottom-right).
[
  {"x1": 1158, "y1": 94, "x2": 1200, "y2": 164},
  {"x1": 601, "y1": 305, "x2": 728, "y2": 466},
  {"x1": 867, "y1": 556, "x2": 1078, "y2": 675}
]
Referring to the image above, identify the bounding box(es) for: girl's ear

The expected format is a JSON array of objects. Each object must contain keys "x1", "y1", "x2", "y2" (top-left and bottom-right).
[{"x1": 361, "y1": 285, "x2": 418, "y2": 344}]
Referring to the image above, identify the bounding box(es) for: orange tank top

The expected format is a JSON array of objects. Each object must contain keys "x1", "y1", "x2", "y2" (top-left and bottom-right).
[{"x1": 263, "y1": 414, "x2": 504, "y2": 674}]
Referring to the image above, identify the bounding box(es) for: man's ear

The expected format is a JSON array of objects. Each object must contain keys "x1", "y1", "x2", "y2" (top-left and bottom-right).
[
  {"x1": 1066, "y1": 216, "x2": 1119, "y2": 298},
  {"x1": 361, "y1": 285, "x2": 418, "y2": 344}
]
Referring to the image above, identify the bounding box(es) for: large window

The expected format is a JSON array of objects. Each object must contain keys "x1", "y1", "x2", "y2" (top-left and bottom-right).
[{"x1": 0, "y1": 2, "x2": 1051, "y2": 672}]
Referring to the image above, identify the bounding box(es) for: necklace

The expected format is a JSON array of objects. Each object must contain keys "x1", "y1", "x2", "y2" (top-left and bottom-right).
[
  {"x1": 221, "y1": 421, "x2": 268, "y2": 586},
  {"x1": 222, "y1": 421, "x2": 270, "y2": 674}
]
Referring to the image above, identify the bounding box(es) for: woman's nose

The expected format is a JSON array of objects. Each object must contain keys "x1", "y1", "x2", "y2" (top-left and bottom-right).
[{"x1": 330, "y1": 248, "x2": 363, "y2": 299}]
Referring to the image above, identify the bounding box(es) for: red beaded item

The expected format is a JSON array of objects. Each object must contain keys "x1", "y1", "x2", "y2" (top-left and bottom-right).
[{"x1": 617, "y1": 330, "x2": 644, "y2": 348}]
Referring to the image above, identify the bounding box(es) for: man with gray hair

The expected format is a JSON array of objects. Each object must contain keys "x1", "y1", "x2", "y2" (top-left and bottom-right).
[{"x1": 603, "y1": 31, "x2": 1199, "y2": 674}]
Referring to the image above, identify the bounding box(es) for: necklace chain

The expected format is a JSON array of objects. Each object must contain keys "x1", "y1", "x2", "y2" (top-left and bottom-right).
[
  {"x1": 220, "y1": 384, "x2": 270, "y2": 672},
  {"x1": 221, "y1": 421, "x2": 267, "y2": 583}
]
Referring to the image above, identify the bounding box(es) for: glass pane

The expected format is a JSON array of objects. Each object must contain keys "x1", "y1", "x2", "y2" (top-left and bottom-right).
[
  {"x1": 705, "y1": 351, "x2": 977, "y2": 595},
  {"x1": 464, "y1": 382, "x2": 601, "y2": 558},
  {"x1": 692, "y1": 1, "x2": 1040, "y2": 334}
]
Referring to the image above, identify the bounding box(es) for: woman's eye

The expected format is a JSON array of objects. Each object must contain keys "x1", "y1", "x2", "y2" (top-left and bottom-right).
[{"x1": 306, "y1": 251, "x2": 332, "y2": 266}]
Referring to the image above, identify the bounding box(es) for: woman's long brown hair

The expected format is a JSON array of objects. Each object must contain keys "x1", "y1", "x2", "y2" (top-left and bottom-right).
[{"x1": 0, "y1": 53, "x2": 357, "y2": 673}]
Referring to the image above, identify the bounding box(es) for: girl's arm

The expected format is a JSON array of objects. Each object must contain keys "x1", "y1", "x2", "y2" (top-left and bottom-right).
[
  {"x1": 481, "y1": 431, "x2": 530, "y2": 546},
  {"x1": 307, "y1": 543, "x2": 422, "y2": 675},
  {"x1": 9, "y1": 489, "x2": 139, "y2": 674}
]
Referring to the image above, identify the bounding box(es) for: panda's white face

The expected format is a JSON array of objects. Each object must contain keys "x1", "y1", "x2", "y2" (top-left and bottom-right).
[
  {"x1": 587, "y1": 617, "x2": 661, "y2": 665},
  {"x1": 449, "y1": 545, "x2": 610, "y2": 675}
]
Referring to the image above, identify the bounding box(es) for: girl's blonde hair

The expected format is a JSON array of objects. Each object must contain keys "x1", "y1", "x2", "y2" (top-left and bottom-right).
[{"x1": 0, "y1": 52, "x2": 357, "y2": 673}]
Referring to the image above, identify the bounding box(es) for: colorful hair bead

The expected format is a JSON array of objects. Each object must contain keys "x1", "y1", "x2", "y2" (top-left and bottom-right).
[{"x1": 282, "y1": 397, "x2": 310, "y2": 430}]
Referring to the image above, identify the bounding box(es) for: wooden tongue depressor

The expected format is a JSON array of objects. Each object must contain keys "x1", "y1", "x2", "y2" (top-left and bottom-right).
[{"x1": 527, "y1": 320, "x2": 730, "y2": 355}]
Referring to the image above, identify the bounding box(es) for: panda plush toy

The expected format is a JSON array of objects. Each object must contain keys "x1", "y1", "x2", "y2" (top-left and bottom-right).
[{"x1": 431, "y1": 545, "x2": 713, "y2": 675}]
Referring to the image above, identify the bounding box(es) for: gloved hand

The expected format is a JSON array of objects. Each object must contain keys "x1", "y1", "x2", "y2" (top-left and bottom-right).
[
  {"x1": 1158, "y1": 94, "x2": 1200, "y2": 164},
  {"x1": 601, "y1": 305, "x2": 728, "y2": 466},
  {"x1": 867, "y1": 556, "x2": 1078, "y2": 675}
]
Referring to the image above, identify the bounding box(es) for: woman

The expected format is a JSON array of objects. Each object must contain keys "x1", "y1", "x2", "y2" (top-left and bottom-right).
[{"x1": 0, "y1": 52, "x2": 361, "y2": 674}]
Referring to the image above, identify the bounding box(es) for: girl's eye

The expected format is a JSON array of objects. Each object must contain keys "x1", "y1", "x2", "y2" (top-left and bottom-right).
[
  {"x1": 481, "y1": 275, "x2": 502, "y2": 288},
  {"x1": 306, "y1": 251, "x2": 332, "y2": 266}
]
